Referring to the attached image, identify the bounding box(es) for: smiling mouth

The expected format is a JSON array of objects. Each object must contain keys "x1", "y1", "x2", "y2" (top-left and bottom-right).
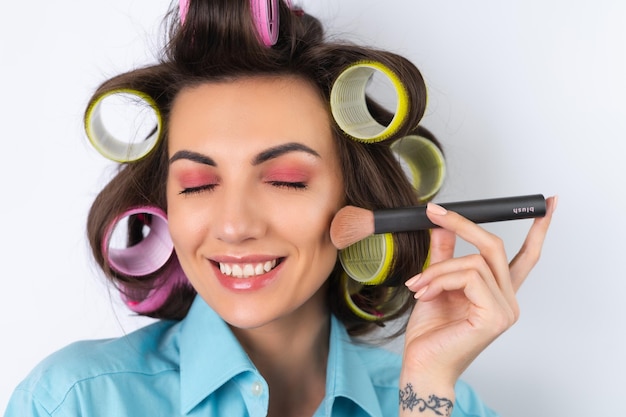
[{"x1": 217, "y1": 259, "x2": 282, "y2": 278}]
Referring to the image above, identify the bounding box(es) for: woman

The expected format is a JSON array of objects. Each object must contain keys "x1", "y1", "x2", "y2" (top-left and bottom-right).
[{"x1": 4, "y1": 1, "x2": 556, "y2": 416}]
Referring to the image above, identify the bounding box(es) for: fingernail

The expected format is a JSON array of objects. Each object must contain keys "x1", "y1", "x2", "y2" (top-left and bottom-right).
[
  {"x1": 427, "y1": 203, "x2": 447, "y2": 216},
  {"x1": 405, "y1": 274, "x2": 421, "y2": 287},
  {"x1": 551, "y1": 195, "x2": 559, "y2": 213},
  {"x1": 414, "y1": 285, "x2": 429, "y2": 299}
]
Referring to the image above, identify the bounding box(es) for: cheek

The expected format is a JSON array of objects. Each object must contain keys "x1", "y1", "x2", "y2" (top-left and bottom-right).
[
  {"x1": 303, "y1": 180, "x2": 343, "y2": 241},
  {"x1": 295, "y1": 208, "x2": 339, "y2": 277},
  {"x1": 273, "y1": 194, "x2": 338, "y2": 250},
  {"x1": 167, "y1": 203, "x2": 205, "y2": 257}
]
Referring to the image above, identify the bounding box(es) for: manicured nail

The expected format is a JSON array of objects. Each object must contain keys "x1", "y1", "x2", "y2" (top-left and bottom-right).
[
  {"x1": 427, "y1": 203, "x2": 447, "y2": 216},
  {"x1": 414, "y1": 285, "x2": 429, "y2": 299},
  {"x1": 551, "y1": 195, "x2": 559, "y2": 213},
  {"x1": 405, "y1": 274, "x2": 422, "y2": 287}
]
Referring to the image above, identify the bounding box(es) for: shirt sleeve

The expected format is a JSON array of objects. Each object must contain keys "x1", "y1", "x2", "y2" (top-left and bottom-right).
[{"x1": 3, "y1": 389, "x2": 53, "y2": 417}]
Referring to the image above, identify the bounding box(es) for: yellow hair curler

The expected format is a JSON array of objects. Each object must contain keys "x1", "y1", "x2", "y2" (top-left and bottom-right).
[
  {"x1": 391, "y1": 134, "x2": 446, "y2": 202},
  {"x1": 330, "y1": 61, "x2": 410, "y2": 143},
  {"x1": 342, "y1": 273, "x2": 409, "y2": 321},
  {"x1": 339, "y1": 232, "x2": 394, "y2": 285},
  {"x1": 85, "y1": 89, "x2": 162, "y2": 163}
]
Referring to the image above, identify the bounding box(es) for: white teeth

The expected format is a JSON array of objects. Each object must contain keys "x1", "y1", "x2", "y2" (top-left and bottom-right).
[
  {"x1": 243, "y1": 264, "x2": 254, "y2": 277},
  {"x1": 218, "y1": 260, "x2": 278, "y2": 278},
  {"x1": 220, "y1": 263, "x2": 232, "y2": 275},
  {"x1": 232, "y1": 264, "x2": 243, "y2": 278}
]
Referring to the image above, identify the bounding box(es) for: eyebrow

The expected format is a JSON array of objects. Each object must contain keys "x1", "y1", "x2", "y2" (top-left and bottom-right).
[
  {"x1": 169, "y1": 150, "x2": 216, "y2": 166},
  {"x1": 169, "y1": 142, "x2": 320, "y2": 166},
  {"x1": 252, "y1": 142, "x2": 320, "y2": 165}
]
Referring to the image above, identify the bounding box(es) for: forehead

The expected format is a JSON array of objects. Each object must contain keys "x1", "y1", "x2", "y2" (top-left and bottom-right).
[{"x1": 168, "y1": 76, "x2": 334, "y2": 155}]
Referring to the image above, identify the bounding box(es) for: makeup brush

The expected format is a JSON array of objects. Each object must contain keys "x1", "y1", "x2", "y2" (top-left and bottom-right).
[{"x1": 330, "y1": 194, "x2": 547, "y2": 249}]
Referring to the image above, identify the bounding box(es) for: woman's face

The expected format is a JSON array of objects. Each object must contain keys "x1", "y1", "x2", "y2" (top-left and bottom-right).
[{"x1": 167, "y1": 76, "x2": 344, "y2": 329}]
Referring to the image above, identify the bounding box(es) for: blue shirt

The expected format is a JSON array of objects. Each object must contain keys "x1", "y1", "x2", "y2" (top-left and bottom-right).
[{"x1": 5, "y1": 296, "x2": 498, "y2": 417}]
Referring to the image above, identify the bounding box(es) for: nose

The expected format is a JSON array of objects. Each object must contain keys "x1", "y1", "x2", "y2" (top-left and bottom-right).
[{"x1": 211, "y1": 186, "x2": 266, "y2": 244}]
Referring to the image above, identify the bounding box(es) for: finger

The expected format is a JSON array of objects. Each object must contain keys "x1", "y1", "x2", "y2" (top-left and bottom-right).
[
  {"x1": 408, "y1": 254, "x2": 515, "y2": 320},
  {"x1": 416, "y1": 269, "x2": 516, "y2": 330},
  {"x1": 408, "y1": 254, "x2": 499, "y2": 298},
  {"x1": 509, "y1": 195, "x2": 558, "y2": 291},
  {"x1": 426, "y1": 202, "x2": 516, "y2": 302},
  {"x1": 428, "y1": 227, "x2": 457, "y2": 265}
]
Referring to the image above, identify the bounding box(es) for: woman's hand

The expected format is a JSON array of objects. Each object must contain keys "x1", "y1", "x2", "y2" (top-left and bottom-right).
[{"x1": 399, "y1": 196, "x2": 557, "y2": 414}]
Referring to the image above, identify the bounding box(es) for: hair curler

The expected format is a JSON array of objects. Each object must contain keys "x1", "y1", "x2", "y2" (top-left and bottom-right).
[
  {"x1": 330, "y1": 61, "x2": 410, "y2": 143},
  {"x1": 251, "y1": 0, "x2": 280, "y2": 46},
  {"x1": 391, "y1": 134, "x2": 446, "y2": 202},
  {"x1": 102, "y1": 206, "x2": 192, "y2": 313},
  {"x1": 119, "y1": 256, "x2": 188, "y2": 314},
  {"x1": 85, "y1": 89, "x2": 162, "y2": 163},
  {"x1": 180, "y1": 0, "x2": 280, "y2": 47},
  {"x1": 103, "y1": 206, "x2": 173, "y2": 277},
  {"x1": 179, "y1": 0, "x2": 190, "y2": 24},
  {"x1": 341, "y1": 273, "x2": 409, "y2": 321},
  {"x1": 339, "y1": 233, "x2": 394, "y2": 285}
]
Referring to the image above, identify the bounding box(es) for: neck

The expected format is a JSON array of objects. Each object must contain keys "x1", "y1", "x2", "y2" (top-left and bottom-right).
[{"x1": 230, "y1": 288, "x2": 331, "y2": 416}]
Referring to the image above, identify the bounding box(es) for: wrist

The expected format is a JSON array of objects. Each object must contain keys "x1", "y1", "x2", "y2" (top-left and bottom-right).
[
  {"x1": 401, "y1": 351, "x2": 459, "y2": 389},
  {"x1": 399, "y1": 371, "x2": 456, "y2": 417}
]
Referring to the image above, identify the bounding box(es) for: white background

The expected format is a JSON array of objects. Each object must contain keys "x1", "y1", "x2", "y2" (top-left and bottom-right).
[{"x1": 1, "y1": 1, "x2": 625, "y2": 416}]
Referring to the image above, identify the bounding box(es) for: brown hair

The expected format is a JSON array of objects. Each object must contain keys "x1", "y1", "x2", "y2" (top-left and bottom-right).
[{"x1": 86, "y1": 0, "x2": 441, "y2": 336}]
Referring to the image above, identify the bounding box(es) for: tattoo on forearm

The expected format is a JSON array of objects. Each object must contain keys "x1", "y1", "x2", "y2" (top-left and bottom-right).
[{"x1": 399, "y1": 383, "x2": 453, "y2": 416}]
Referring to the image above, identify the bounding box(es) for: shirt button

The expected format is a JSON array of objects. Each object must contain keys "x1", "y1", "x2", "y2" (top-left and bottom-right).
[{"x1": 251, "y1": 381, "x2": 264, "y2": 397}]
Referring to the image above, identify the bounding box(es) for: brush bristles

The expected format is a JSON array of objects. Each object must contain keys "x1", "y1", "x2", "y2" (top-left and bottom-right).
[{"x1": 330, "y1": 206, "x2": 376, "y2": 250}]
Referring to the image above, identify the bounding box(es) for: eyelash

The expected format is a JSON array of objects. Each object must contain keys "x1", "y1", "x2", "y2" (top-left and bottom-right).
[
  {"x1": 179, "y1": 181, "x2": 307, "y2": 195},
  {"x1": 267, "y1": 181, "x2": 308, "y2": 190},
  {"x1": 179, "y1": 184, "x2": 217, "y2": 195}
]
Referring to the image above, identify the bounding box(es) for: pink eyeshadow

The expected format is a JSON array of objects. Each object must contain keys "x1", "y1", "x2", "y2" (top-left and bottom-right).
[
  {"x1": 177, "y1": 171, "x2": 218, "y2": 188},
  {"x1": 263, "y1": 167, "x2": 311, "y2": 182}
]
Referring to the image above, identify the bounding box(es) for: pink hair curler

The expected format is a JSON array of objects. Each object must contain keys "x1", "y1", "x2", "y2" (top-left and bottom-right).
[
  {"x1": 179, "y1": 0, "x2": 280, "y2": 47},
  {"x1": 103, "y1": 206, "x2": 173, "y2": 277},
  {"x1": 120, "y1": 256, "x2": 188, "y2": 314},
  {"x1": 102, "y1": 206, "x2": 191, "y2": 313},
  {"x1": 251, "y1": 0, "x2": 280, "y2": 46},
  {"x1": 179, "y1": 0, "x2": 190, "y2": 24}
]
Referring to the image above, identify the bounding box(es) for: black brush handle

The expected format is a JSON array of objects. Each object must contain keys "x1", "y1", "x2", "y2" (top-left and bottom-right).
[{"x1": 373, "y1": 194, "x2": 547, "y2": 233}]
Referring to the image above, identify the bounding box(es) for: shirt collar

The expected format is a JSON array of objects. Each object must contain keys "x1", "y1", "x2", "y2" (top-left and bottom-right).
[
  {"x1": 178, "y1": 296, "x2": 257, "y2": 414},
  {"x1": 178, "y1": 295, "x2": 386, "y2": 417},
  {"x1": 324, "y1": 315, "x2": 384, "y2": 417}
]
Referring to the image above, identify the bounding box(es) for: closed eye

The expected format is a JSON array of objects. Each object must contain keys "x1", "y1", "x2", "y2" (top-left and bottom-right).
[
  {"x1": 268, "y1": 181, "x2": 308, "y2": 190},
  {"x1": 179, "y1": 184, "x2": 217, "y2": 195}
]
